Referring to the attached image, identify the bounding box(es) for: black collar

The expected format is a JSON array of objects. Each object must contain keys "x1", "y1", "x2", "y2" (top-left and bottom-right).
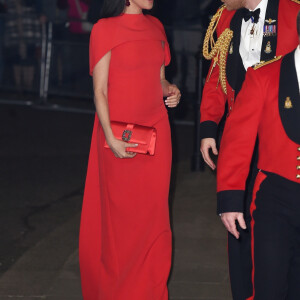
[
  {"x1": 226, "y1": 9, "x2": 245, "y2": 96},
  {"x1": 278, "y1": 50, "x2": 300, "y2": 144},
  {"x1": 260, "y1": 0, "x2": 280, "y2": 61}
]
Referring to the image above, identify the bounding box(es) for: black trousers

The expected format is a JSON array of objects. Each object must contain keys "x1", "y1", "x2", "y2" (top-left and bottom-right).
[
  {"x1": 227, "y1": 146, "x2": 258, "y2": 300},
  {"x1": 217, "y1": 124, "x2": 254, "y2": 300},
  {"x1": 228, "y1": 180, "x2": 254, "y2": 300},
  {"x1": 250, "y1": 171, "x2": 300, "y2": 300}
]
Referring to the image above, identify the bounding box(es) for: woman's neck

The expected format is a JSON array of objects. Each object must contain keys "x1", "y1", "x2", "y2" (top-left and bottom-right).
[{"x1": 124, "y1": 4, "x2": 143, "y2": 14}]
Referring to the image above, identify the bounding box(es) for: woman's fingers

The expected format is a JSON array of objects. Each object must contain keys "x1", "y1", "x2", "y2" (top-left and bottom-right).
[
  {"x1": 110, "y1": 140, "x2": 138, "y2": 159},
  {"x1": 166, "y1": 84, "x2": 181, "y2": 108},
  {"x1": 165, "y1": 94, "x2": 181, "y2": 107},
  {"x1": 121, "y1": 142, "x2": 138, "y2": 158},
  {"x1": 115, "y1": 151, "x2": 136, "y2": 159},
  {"x1": 124, "y1": 152, "x2": 137, "y2": 158},
  {"x1": 166, "y1": 94, "x2": 181, "y2": 101},
  {"x1": 166, "y1": 103, "x2": 178, "y2": 108},
  {"x1": 125, "y1": 142, "x2": 138, "y2": 148}
]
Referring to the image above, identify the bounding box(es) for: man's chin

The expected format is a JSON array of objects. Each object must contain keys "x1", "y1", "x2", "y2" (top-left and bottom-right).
[
  {"x1": 226, "y1": 5, "x2": 243, "y2": 11},
  {"x1": 223, "y1": 5, "x2": 231, "y2": 11},
  {"x1": 224, "y1": 3, "x2": 244, "y2": 11}
]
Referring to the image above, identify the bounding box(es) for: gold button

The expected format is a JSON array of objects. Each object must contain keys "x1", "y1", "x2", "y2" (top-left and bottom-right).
[
  {"x1": 297, "y1": 166, "x2": 300, "y2": 170},
  {"x1": 297, "y1": 174, "x2": 300, "y2": 179},
  {"x1": 298, "y1": 156, "x2": 300, "y2": 161},
  {"x1": 230, "y1": 107, "x2": 232, "y2": 111},
  {"x1": 298, "y1": 147, "x2": 300, "y2": 151}
]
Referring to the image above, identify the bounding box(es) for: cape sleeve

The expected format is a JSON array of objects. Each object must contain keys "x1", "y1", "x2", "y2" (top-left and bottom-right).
[
  {"x1": 160, "y1": 24, "x2": 171, "y2": 66},
  {"x1": 147, "y1": 15, "x2": 171, "y2": 66},
  {"x1": 89, "y1": 19, "x2": 115, "y2": 76}
]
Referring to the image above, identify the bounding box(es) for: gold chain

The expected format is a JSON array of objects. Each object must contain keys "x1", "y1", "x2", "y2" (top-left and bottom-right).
[{"x1": 203, "y1": 5, "x2": 233, "y2": 95}]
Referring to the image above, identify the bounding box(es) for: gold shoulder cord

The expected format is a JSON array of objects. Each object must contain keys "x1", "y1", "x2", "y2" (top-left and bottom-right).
[
  {"x1": 291, "y1": 0, "x2": 300, "y2": 4},
  {"x1": 203, "y1": 5, "x2": 233, "y2": 95},
  {"x1": 253, "y1": 55, "x2": 282, "y2": 70}
]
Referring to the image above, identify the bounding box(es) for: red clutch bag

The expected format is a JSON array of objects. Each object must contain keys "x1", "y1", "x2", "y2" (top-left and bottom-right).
[{"x1": 104, "y1": 121, "x2": 157, "y2": 155}]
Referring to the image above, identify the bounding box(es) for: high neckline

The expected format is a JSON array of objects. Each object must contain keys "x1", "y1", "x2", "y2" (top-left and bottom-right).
[{"x1": 121, "y1": 12, "x2": 144, "y2": 16}]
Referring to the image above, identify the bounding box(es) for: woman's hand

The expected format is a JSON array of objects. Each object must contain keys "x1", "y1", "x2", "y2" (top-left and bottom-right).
[
  {"x1": 107, "y1": 137, "x2": 138, "y2": 159},
  {"x1": 165, "y1": 84, "x2": 181, "y2": 108}
]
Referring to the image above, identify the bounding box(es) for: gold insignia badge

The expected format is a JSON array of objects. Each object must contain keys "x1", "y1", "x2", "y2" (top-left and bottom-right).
[
  {"x1": 229, "y1": 42, "x2": 233, "y2": 54},
  {"x1": 264, "y1": 41, "x2": 272, "y2": 54},
  {"x1": 265, "y1": 18, "x2": 276, "y2": 24},
  {"x1": 284, "y1": 97, "x2": 293, "y2": 109}
]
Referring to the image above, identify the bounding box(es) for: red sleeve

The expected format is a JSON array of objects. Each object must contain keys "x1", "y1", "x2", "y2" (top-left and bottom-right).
[
  {"x1": 200, "y1": 60, "x2": 227, "y2": 138},
  {"x1": 200, "y1": 16, "x2": 229, "y2": 139},
  {"x1": 89, "y1": 19, "x2": 113, "y2": 76},
  {"x1": 216, "y1": 67, "x2": 265, "y2": 213},
  {"x1": 199, "y1": 7, "x2": 236, "y2": 139}
]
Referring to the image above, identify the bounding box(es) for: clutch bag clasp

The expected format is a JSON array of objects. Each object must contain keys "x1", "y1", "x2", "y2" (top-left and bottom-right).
[{"x1": 122, "y1": 130, "x2": 132, "y2": 142}]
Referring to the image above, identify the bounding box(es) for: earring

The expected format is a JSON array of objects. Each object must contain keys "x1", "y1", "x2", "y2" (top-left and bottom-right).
[{"x1": 125, "y1": 0, "x2": 130, "y2": 6}]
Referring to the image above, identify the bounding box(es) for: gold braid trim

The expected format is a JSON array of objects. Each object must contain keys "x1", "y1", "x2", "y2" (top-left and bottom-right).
[
  {"x1": 203, "y1": 5, "x2": 233, "y2": 95},
  {"x1": 291, "y1": 0, "x2": 300, "y2": 4},
  {"x1": 253, "y1": 55, "x2": 282, "y2": 70}
]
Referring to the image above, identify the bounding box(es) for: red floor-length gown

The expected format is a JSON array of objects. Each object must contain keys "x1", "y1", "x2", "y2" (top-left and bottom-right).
[{"x1": 79, "y1": 13, "x2": 173, "y2": 300}]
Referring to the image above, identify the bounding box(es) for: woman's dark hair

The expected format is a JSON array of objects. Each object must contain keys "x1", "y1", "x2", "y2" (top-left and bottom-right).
[{"x1": 100, "y1": 0, "x2": 125, "y2": 19}]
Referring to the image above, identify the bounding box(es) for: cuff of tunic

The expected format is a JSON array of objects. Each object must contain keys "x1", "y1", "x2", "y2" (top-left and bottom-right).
[
  {"x1": 217, "y1": 190, "x2": 245, "y2": 215},
  {"x1": 200, "y1": 121, "x2": 218, "y2": 139}
]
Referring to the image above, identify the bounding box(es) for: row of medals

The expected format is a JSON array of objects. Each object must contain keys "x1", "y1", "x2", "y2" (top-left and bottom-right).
[
  {"x1": 229, "y1": 18, "x2": 277, "y2": 55},
  {"x1": 228, "y1": 17, "x2": 293, "y2": 110},
  {"x1": 250, "y1": 18, "x2": 276, "y2": 54}
]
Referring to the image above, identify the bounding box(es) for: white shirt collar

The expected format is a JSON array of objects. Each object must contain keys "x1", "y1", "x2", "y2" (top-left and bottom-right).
[
  {"x1": 295, "y1": 45, "x2": 300, "y2": 66},
  {"x1": 294, "y1": 46, "x2": 300, "y2": 88},
  {"x1": 239, "y1": 0, "x2": 269, "y2": 70}
]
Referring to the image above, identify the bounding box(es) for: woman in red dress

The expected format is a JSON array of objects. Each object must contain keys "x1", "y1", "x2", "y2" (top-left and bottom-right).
[{"x1": 79, "y1": 0, "x2": 181, "y2": 299}]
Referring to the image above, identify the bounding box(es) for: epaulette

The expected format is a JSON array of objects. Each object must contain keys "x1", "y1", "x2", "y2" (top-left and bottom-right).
[
  {"x1": 207, "y1": 4, "x2": 226, "y2": 35},
  {"x1": 203, "y1": 4, "x2": 233, "y2": 95},
  {"x1": 291, "y1": 0, "x2": 300, "y2": 4},
  {"x1": 253, "y1": 56, "x2": 282, "y2": 70}
]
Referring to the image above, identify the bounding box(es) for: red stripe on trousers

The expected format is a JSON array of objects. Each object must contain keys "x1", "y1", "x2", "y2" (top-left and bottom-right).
[{"x1": 247, "y1": 171, "x2": 267, "y2": 300}]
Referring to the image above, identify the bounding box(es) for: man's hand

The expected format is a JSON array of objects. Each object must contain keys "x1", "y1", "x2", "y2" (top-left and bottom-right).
[
  {"x1": 200, "y1": 138, "x2": 218, "y2": 170},
  {"x1": 221, "y1": 212, "x2": 247, "y2": 239}
]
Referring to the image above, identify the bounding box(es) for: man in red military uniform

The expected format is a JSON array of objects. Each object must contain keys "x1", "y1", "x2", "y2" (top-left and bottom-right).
[
  {"x1": 217, "y1": 16, "x2": 300, "y2": 296},
  {"x1": 200, "y1": 1, "x2": 299, "y2": 299},
  {"x1": 201, "y1": 0, "x2": 299, "y2": 162}
]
